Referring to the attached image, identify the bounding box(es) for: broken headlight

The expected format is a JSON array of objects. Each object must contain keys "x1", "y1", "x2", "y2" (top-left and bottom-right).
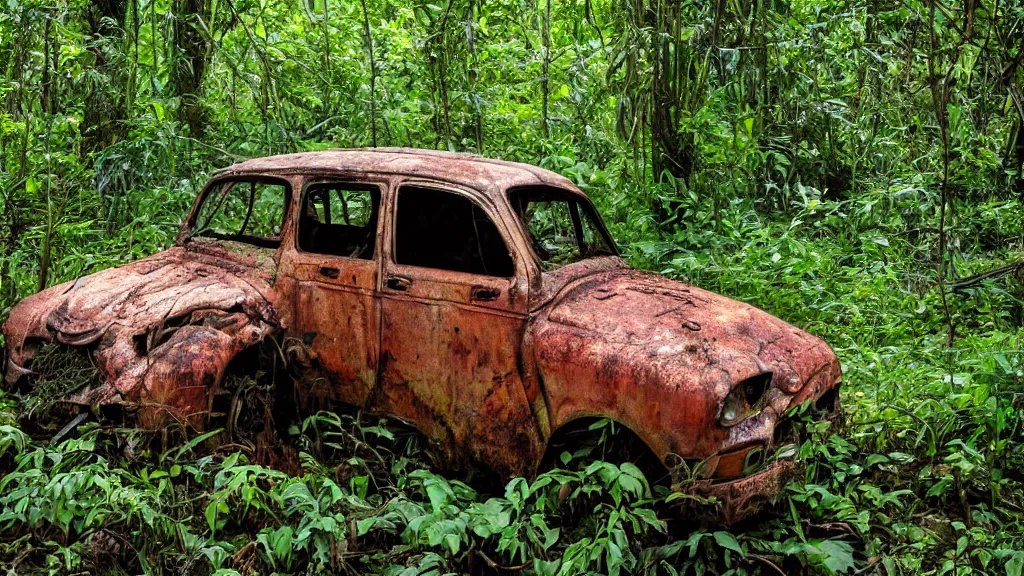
[{"x1": 719, "y1": 372, "x2": 772, "y2": 427}]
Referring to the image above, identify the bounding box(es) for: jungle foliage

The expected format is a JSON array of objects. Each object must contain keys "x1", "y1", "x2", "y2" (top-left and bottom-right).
[{"x1": 1, "y1": 0, "x2": 1023, "y2": 573}]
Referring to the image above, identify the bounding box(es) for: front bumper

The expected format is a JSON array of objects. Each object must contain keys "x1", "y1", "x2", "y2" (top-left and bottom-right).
[{"x1": 676, "y1": 459, "x2": 796, "y2": 524}]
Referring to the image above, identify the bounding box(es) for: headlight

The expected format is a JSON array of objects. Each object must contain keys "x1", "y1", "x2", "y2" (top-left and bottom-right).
[{"x1": 719, "y1": 372, "x2": 772, "y2": 427}]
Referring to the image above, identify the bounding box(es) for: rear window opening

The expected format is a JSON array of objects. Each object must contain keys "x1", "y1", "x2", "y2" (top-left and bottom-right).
[
  {"x1": 189, "y1": 178, "x2": 290, "y2": 248},
  {"x1": 299, "y1": 183, "x2": 381, "y2": 259},
  {"x1": 509, "y1": 186, "x2": 616, "y2": 271}
]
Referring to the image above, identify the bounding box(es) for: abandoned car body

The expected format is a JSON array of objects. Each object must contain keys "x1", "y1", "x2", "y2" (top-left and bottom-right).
[{"x1": 2, "y1": 148, "x2": 841, "y2": 521}]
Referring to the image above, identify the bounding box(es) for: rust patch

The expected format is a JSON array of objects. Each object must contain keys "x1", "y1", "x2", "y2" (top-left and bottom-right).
[
  {"x1": 680, "y1": 460, "x2": 797, "y2": 525},
  {"x1": 3, "y1": 245, "x2": 279, "y2": 429}
]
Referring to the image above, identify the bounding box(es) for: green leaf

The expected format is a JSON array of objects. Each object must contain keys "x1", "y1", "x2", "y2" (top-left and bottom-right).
[
  {"x1": 685, "y1": 531, "x2": 707, "y2": 557},
  {"x1": 1007, "y1": 551, "x2": 1024, "y2": 576},
  {"x1": 817, "y1": 540, "x2": 855, "y2": 574},
  {"x1": 425, "y1": 481, "x2": 450, "y2": 512},
  {"x1": 273, "y1": 526, "x2": 293, "y2": 564},
  {"x1": 205, "y1": 501, "x2": 219, "y2": 534},
  {"x1": 533, "y1": 558, "x2": 561, "y2": 576},
  {"x1": 357, "y1": 517, "x2": 377, "y2": 536},
  {"x1": 865, "y1": 454, "x2": 889, "y2": 467},
  {"x1": 713, "y1": 531, "x2": 743, "y2": 555},
  {"x1": 442, "y1": 532, "x2": 460, "y2": 555}
]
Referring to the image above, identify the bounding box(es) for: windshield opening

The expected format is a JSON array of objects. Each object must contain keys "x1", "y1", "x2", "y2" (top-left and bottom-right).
[
  {"x1": 509, "y1": 186, "x2": 616, "y2": 271},
  {"x1": 188, "y1": 178, "x2": 289, "y2": 248}
]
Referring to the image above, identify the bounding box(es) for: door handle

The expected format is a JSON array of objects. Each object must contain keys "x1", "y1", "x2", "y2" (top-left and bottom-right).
[
  {"x1": 386, "y1": 276, "x2": 411, "y2": 291},
  {"x1": 318, "y1": 266, "x2": 340, "y2": 279},
  {"x1": 471, "y1": 286, "x2": 500, "y2": 302}
]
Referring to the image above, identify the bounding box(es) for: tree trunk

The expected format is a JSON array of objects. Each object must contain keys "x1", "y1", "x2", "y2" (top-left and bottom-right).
[
  {"x1": 1014, "y1": 118, "x2": 1024, "y2": 198},
  {"x1": 172, "y1": 0, "x2": 210, "y2": 139},
  {"x1": 81, "y1": 0, "x2": 128, "y2": 153},
  {"x1": 649, "y1": 0, "x2": 694, "y2": 184}
]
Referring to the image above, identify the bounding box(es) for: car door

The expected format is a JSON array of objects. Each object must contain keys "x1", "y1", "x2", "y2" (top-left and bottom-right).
[
  {"x1": 372, "y1": 181, "x2": 541, "y2": 478},
  {"x1": 285, "y1": 178, "x2": 384, "y2": 407}
]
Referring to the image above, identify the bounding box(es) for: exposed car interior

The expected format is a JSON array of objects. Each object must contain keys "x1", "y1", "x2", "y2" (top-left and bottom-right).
[
  {"x1": 298, "y1": 183, "x2": 380, "y2": 259},
  {"x1": 190, "y1": 179, "x2": 289, "y2": 248},
  {"x1": 509, "y1": 185, "x2": 616, "y2": 270},
  {"x1": 394, "y1": 186, "x2": 514, "y2": 277}
]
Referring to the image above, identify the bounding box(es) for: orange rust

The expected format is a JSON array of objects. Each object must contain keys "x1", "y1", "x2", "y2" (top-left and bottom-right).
[
  {"x1": 712, "y1": 444, "x2": 762, "y2": 480},
  {"x1": 2, "y1": 148, "x2": 841, "y2": 522},
  {"x1": 680, "y1": 460, "x2": 797, "y2": 524}
]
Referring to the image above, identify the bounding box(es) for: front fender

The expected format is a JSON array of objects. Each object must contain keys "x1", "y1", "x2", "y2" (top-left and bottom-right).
[{"x1": 528, "y1": 267, "x2": 842, "y2": 465}]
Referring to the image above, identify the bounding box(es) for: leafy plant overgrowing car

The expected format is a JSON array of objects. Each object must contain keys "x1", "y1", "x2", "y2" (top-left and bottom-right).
[{"x1": 2, "y1": 148, "x2": 841, "y2": 522}]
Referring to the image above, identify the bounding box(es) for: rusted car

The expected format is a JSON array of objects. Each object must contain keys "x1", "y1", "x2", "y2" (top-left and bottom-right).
[{"x1": 2, "y1": 148, "x2": 841, "y2": 521}]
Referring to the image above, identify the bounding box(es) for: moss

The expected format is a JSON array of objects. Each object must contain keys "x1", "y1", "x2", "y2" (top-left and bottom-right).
[{"x1": 19, "y1": 344, "x2": 101, "y2": 420}]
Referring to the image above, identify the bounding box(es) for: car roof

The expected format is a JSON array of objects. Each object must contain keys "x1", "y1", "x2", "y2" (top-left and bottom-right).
[{"x1": 221, "y1": 148, "x2": 580, "y2": 198}]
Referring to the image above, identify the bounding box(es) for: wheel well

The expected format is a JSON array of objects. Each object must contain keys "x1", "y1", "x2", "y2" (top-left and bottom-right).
[
  {"x1": 208, "y1": 338, "x2": 295, "y2": 438},
  {"x1": 539, "y1": 416, "x2": 670, "y2": 485}
]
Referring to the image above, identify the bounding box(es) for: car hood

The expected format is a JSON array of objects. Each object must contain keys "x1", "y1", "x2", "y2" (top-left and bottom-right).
[
  {"x1": 3, "y1": 240, "x2": 281, "y2": 426},
  {"x1": 530, "y1": 265, "x2": 840, "y2": 458}
]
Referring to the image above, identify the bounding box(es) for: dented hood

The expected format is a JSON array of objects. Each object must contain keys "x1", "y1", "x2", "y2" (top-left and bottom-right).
[
  {"x1": 3, "y1": 240, "x2": 281, "y2": 427},
  {"x1": 6, "y1": 241, "x2": 278, "y2": 353},
  {"x1": 547, "y1": 268, "x2": 838, "y2": 391},
  {"x1": 531, "y1": 265, "x2": 841, "y2": 458}
]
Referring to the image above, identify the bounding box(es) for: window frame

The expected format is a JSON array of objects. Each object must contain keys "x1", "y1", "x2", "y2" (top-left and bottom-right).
[
  {"x1": 185, "y1": 175, "x2": 293, "y2": 248},
  {"x1": 294, "y1": 178, "x2": 384, "y2": 260},
  {"x1": 388, "y1": 181, "x2": 520, "y2": 281},
  {"x1": 506, "y1": 185, "x2": 619, "y2": 267}
]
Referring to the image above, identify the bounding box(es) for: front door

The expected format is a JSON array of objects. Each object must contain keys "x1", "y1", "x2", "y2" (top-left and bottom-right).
[
  {"x1": 288, "y1": 179, "x2": 383, "y2": 406},
  {"x1": 373, "y1": 182, "x2": 540, "y2": 478}
]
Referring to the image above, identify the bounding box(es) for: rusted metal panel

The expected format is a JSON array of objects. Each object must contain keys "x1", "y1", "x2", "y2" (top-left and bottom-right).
[
  {"x1": 2, "y1": 148, "x2": 842, "y2": 523},
  {"x1": 531, "y1": 265, "x2": 840, "y2": 461},
  {"x1": 374, "y1": 293, "x2": 540, "y2": 478},
  {"x1": 681, "y1": 460, "x2": 797, "y2": 525},
  {"x1": 371, "y1": 178, "x2": 541, "y2": 479},
  {"x1": 283, "y1": 250, "x2": 380, "y2": 407},
  {"x1": 223, "y1": 149, "x2": 580, "y2": 198},
  {"x1": 3, "y1": 241, "x2": 281, "y2": 429}
]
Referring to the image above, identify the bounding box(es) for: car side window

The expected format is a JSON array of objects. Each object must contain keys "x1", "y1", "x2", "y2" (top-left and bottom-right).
[
  {"x1": 509, "y1": 186, "x2": 616, "y2": 270},
  {"x1": 191, "y1": 179, "x2": 288, "y2": 245},
  {"x1": 394, "y1": 186, "x2": 514, "y2": 278},
  {"x1": 299, "y1": 183, "x2": 380, "y2": 259}
]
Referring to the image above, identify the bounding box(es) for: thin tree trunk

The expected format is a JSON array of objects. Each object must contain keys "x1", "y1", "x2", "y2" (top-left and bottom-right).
[
  {"x1": 41, "y1": 17, "x2": 52, "y2": 116},
  {"x1": 172, "y1": 0, "x2": 210, "y2": 138},
  {"x1": 82, "y1": 0, "x2": 128, "y2": 153},
  {"x1": 127, "y1": 0, "x2": 139, "y2": 119},
  {"x1": 38, "y1": 125, "x2": 53, "y2": 293},
  {"x1": 150, "y1": 0, "x2": 159, "y2": 94},
  {"x1": 466, "y1": 0, "x2": 483, "y2": 152},
  {"x1": 322, "y1": 0, "x2": 332, "y2": 121},
  {"x1": 1, "y1": 17, "x2": 28, "y2": 301},
  {"x1": 541, "y1": 0, "x2": 551, "y2": 137},
  {"x1": 359, "y1": 0, "x2": 378, "y2": 147},
  {"x1": 433, "y1": 0, "x2": 455, "y2": 148},
  {"x1": 649, "y1": 0, "x2": 694, "y2": 185},
  {"x1": 1011, "y1": 82, "x2": 1024, "y2": 197},
  {"x1": 927, "y1": 0, "x2": 963, "y2": 345}
]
